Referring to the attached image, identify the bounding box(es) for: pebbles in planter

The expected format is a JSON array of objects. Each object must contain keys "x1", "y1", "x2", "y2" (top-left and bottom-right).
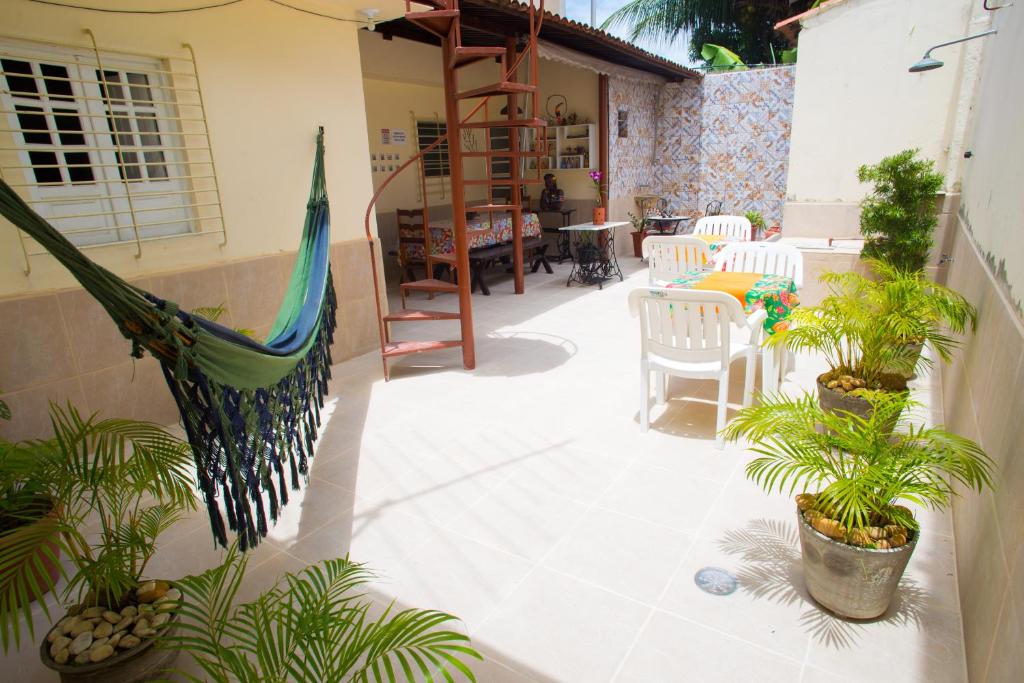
[{"x1": 44, "y1": 582, "x2": 180, "y2": 667}]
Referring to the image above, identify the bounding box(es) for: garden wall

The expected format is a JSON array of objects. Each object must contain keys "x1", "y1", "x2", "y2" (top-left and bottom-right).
[{"x1": 940, "y1": 5, "x2": 1024, "y2": 681}]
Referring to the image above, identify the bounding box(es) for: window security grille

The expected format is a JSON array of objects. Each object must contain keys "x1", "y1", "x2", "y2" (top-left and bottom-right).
[
  {"x1": 415, "y1": 119, "x2": 449, "y2": 178},
  {"x1": 0, "y1": 35, "x2": 225, "y2": 270}
]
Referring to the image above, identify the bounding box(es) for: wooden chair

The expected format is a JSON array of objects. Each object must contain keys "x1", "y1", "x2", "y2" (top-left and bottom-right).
[
  {"x1": 397, "y1": 208, "x2": 428, "y2": 283},
  {"x1": 693, "y1": 215, "x2": 753, "y2": 241},
  {"x1": 642, "y1": 236, "x2": 712, "y2": 285},
  {"x1": 628, "y1": 287, "x2": 764, "y2": 447}
]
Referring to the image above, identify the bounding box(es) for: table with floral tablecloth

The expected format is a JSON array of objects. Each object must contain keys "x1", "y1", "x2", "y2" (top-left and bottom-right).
[
  {"x1": 666, "y1": 269, "x2": 799, "y2": 335},
  {"x1": 400, "y1": 212, "x2": 542, "y2": 262},
  {"x1": 692, "y1": 233, "x2": 737, "y2": 256}
]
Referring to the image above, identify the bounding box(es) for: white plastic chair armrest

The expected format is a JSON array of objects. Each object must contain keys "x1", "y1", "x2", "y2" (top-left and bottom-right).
[{"x1": 745, "y1": 309, "x2": 768, "y2": 346}]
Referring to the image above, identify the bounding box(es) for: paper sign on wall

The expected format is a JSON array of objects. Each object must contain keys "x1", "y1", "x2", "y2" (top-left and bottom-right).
[
  {"x1": 391, "y1": 129, "x2": 407, "y2": 144},
  {"x1": 380, "y1": 128, "x2": 391, "y2": 145}
]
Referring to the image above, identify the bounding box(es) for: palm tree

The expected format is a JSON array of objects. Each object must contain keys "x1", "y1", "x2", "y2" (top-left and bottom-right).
[{"x1": 602, "y1": 0, "x2": 815, "y2": 66}]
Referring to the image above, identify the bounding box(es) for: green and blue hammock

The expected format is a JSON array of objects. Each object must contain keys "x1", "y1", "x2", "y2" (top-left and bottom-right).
[{"x1": 0, "y1": 129, "x2": 336, "y2": 550}]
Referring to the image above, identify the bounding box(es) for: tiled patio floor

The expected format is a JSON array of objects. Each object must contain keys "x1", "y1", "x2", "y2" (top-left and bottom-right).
[{"x1": 9, "y1": 258, "x2": 967, "y2": 682}]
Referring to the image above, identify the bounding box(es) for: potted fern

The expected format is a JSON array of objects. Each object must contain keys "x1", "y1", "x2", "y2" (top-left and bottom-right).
[
  {"x1": 767, "y1": 259, "x2": 976, "y2": 418},
  {"x1": 723, "y1": 391, "x2": 993, "y2": 619},
  {"x1": 164, "y1": 542, "x2": 482, "y2": 681},
  {"x1": 0, "y1": 402, "x2": 196, "y2": 681}
]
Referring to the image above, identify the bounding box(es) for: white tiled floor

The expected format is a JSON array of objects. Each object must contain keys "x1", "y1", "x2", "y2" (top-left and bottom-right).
[{"x1": 6, "y1": 257, "x2": 967, "y2": 682}]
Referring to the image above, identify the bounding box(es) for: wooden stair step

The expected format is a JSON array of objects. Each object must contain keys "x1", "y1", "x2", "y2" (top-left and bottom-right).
[
  {"x1": 404, "y1": 9, "x2": 459, "y2": 37},
  {"x1": 462, "y1": 118, "x2": 547, "y2": 129},
  {"x1": 383, "y1": 340, "x2": 462, "y2": 358},
  {"x1": 453, "y1": 46, "x2": 506, "y2": 69},
  {"x1": 464, "y1": 177, "x2": 544, "y2": 186},
  {"x1": 457, "y1": 82, "x2": 537, "y2": 100},
  {"x1": 384, "y1": 309, "x2": 461, "y2": 322},
  {"x1": 398, "y1": 278, "x2": 458, "y2": 293}
]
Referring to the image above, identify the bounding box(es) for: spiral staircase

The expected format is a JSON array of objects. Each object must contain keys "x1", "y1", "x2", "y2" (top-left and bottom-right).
[{"x1": 363, "y1": 0, "x2": 547, "y2": 380}]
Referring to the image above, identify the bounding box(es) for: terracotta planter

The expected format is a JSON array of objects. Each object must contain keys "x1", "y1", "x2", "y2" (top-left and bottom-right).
[
  {"x1": 631, "y1": 231, "x2": 643, "y2": 257},
  {"x1": 797, "y1": 510, "x2": 917, "y2": 619},
  {"x1": 41, "y1": 607, "x2": 180, "y2": 683},
  {"x1": 0, "y1": 496, "x2": 62, "y2": 603},
  {"x1": 592, "y1": 207, "x2": 606, "y2": 225}
]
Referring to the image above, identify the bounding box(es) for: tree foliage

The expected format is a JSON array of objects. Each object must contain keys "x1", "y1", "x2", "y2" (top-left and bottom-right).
[
  {"x1": 858, "y1": 149, "x2": 945, "y2": 272},
  {"x1": 602, "y1": 0, "x2": 814, "y2": 66}
]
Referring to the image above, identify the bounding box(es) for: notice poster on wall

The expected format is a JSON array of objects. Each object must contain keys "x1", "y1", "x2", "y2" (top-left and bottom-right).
[
  {"x1": 391, "y1": 129, "x2": 407, "y2": 144},
  {"x1": 380, "y1": 128, "x2": 391, "y2": 145}
]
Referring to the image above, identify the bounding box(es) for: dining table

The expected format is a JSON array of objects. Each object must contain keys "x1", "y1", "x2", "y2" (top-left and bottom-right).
[
  {"x1": 399, "y1": 212, "x2": 543, "y2": 262},
  {"x1": 665, "y1": 268, "x2": 799, "y2": 335}
]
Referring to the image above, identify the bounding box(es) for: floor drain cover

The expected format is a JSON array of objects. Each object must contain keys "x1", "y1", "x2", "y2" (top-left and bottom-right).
[{"x1": 694, "y1": 567, "x2": 738, "y2": 596}]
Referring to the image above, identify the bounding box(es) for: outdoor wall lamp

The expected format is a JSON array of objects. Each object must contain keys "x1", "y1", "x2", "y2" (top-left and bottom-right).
[
  {"x1": 909, "y1": 29, "x2": 998, "y2": 72},
  {"x1": 360, "y1": 8, "x2": 381, "y2": 31}
]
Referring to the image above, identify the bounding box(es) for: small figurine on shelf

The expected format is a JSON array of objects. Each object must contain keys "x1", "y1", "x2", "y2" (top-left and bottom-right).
[{"x1": 540, "y1": 173, "x2": 565, "y2": 211}]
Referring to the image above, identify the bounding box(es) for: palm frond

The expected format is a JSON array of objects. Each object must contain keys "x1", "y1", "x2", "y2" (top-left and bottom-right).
[{"x1": 163, "y1": 544, "x2": 481, "y2": 682}]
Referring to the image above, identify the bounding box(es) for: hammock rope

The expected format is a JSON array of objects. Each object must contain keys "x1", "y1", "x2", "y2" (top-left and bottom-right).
[{"x1": 0, "y1": 128, "x2": 337, "y2": 550}]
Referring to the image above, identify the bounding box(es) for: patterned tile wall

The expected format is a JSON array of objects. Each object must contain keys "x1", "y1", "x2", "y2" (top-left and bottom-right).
[
  {"x1": 697, "y1": 66, "x2": 795, "y2": 227},
  {"x1": 608, "y1": 77, "x2": 662, "y2": 204},
  {"x1": 610, "y1": 66, "x2": 795, "y2": 228}
]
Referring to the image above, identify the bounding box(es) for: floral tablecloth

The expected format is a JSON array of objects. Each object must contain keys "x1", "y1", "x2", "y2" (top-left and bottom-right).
[
  {"x1": 693, "y1": 233, "x2": 735, "y2": 255},
  {"x1": 400, "y1": 212, "x2": 542, "y2": 261},
  {"x1": 666, "y1": 269, "x2": 799, "y2": 335}
]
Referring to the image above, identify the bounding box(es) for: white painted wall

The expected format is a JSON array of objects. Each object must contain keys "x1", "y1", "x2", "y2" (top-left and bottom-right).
[
  {"x1": 959, "y1": 4, "x2": 1024, "y2": 312},
  {"x1": 783, "y1": 0, "x2": 982, "y2": 237}
]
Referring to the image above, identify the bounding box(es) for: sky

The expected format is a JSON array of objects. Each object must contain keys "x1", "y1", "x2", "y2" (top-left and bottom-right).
[{"x1": 561, "y1": 0, "x2": 697, "y2": 66}]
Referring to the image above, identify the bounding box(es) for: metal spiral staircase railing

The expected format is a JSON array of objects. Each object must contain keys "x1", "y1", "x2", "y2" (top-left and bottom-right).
[{"x1": 363, "y1": 0, "x2": 546, "y2": 380}]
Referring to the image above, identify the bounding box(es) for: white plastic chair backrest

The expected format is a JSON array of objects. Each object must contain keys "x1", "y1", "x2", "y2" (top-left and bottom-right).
[
  {"x1": 693, "y1": 215, "x2": 752, "y2": 241},
  {"x1": 628, "y1": 288, "x2": 746, "y2": 366},
  {"x1": 713, "y1": 242, "x2": 804, "y2": 289},
  {"x1": 642, "y1": 236, "x2": 712, "y2": 284}
]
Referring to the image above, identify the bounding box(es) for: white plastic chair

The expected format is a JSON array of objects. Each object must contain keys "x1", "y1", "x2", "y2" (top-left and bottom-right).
[
  {"x1": 628, "y1": 287, "x2": 765, "y2": 448},
  {"x1": 713, "y1": 241, "x2": 804, "y2": 289},
  {"x1": 642, "y1": 236, "x2": 712, "y2": 285},
  {"x1": 693, "y1": 215, "x2": 753, "y2": 241},
  {"x1": 713, "y1": 241, "x2": 804, "y2": 391}
]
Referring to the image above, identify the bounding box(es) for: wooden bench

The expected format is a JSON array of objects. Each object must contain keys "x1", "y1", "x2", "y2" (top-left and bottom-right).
[{"x1": 468, "y1": 237, "x2": 552, "y2": 296}]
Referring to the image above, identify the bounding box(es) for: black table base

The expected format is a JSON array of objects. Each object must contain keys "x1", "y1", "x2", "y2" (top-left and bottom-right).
[{"x1": 565, "y1": 228, "x2": 623, "y2": 289}]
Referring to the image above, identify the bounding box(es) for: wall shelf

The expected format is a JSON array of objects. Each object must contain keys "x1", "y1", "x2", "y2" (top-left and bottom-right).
[{"x1": 527, "y1": 123, "x2": 597, "y2": 172}]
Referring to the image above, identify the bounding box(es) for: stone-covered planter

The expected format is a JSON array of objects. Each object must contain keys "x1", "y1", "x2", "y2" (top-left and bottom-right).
[
  {"x1": 816, "y1": 373, "x2": 908, "y2": 428},
  {"x1": 40, "y1": 583, "x2": 181, "y2": 683},
  {"x1": 797, "y1": 510, "x2": 917, "y2": 619}
]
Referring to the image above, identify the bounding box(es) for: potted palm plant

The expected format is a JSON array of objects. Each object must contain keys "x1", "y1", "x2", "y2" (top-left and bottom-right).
[
  {"x1": 0, "y1": 402, "x2": 196, "y2": 681},
  {"x1": 744, "y1": 210, "x2": 766, "y2": 241},
  {"x1": 767, "y1": 259, "x2": 976, "y2": 418},
  {"x1": 723, "y1": 391, "x2": 993, "y2": 619},
  {"x1": 164, "y1": 542, "x2": 482, "y2": 681}
]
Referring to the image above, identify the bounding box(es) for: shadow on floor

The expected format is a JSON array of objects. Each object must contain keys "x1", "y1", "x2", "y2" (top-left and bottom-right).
[{"x1": 717, "y1": 518, "x2": 930, "y2": 650}]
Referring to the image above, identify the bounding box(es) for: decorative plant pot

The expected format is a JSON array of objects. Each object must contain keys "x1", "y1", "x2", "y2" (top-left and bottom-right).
[
  {"x1": 592, "y1": 207, "x2": 606, "y2": 225},
  {"x1": 41, "y1": 593, "x2": 180, "y2": 683},
  {"x1": 0, "y1": 496, "x2": 61, "y2": 603},
  {"x1": 883, "y1": 341, "x2": 924, "y2": 381},
  {"x1": 631, "y1": 230, "x2": 643, "y2": 257},
  {"x1": 797, "y1": 510, "x2": 917, "y2": 619},
  {"x1": 816, "y1": 373, "x2": 908, "y2": 428}
]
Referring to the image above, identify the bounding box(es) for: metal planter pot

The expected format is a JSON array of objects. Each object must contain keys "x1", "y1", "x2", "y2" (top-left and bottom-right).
[{"x1": 797, "y1": 510, "x2": 917, "y2": 619}]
